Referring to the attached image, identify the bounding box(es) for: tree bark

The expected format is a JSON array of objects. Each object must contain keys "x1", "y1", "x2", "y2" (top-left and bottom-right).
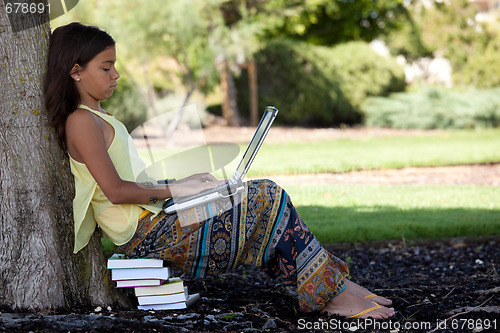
[
  {"x1": 0, "y1": 1, "x2": 130, "y2": 312},
  {"x1": 219, "y1": 59, "x2": 241, "y2": 127},
  {"x1": 247, "y1": 59, "x2": 259, "y2": 126}
]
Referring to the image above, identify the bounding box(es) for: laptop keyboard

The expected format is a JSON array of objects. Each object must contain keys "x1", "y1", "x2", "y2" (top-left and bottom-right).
[{"x1": 173, "y1": 182, "x2": 242, "y2": 204}]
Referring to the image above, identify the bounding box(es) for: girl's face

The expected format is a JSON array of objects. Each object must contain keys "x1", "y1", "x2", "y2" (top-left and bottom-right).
[{"x1": 72, "y1": 46, "x2": 120, "y2": 107}]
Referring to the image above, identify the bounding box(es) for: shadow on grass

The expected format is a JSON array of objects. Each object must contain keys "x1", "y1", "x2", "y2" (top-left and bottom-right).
[{"x1": 296, "y1": 205, "x2": 500, "y2": 244}]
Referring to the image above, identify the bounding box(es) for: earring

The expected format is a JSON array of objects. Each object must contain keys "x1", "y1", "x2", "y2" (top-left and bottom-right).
[{"x1": 76, "y1": 78, "x2": 80, "y2": 82}]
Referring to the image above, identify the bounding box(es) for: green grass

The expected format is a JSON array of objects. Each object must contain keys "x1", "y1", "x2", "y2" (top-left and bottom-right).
[
  {"x1": 285, "y1": 184, "x2": 500, "y2": 244},
  {"x1": 247, "y1": 129, "x2": 500, "y2": 177},
  {"x1": 137, "y1": 129, "x2": 500, "y2": 178}
]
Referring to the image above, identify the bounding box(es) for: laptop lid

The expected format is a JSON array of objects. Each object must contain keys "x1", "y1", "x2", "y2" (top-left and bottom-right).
[{"x1": 233, "y1": 106, "x2": 278, "y2": 180}]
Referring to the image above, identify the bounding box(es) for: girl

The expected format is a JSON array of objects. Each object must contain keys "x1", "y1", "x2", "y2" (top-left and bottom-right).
[{"x1": 44, "y1": 22, "x2": 395, "y2": 319}]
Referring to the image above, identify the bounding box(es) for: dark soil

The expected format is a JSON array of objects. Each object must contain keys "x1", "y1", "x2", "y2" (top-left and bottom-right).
[{"x1": 1, "y1": 236, "x2": 498, "y2": 333}]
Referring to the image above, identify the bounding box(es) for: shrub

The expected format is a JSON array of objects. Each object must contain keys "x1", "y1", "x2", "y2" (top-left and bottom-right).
[
  {"x1": 362, "y1": 86, "x2": 500, "y2": 129},
  {"x1": 326, "y1": 42, "x2": 406, "y2": 105},
  {"x1": 234, "y1": 40, "x2": 406, "y2": 126},
  {"x1": 461, "y1": 42, "x2": 500, "y2": 88},
  {"x1": 101, "y1": 77, "x2": 148, "y2": 132}
]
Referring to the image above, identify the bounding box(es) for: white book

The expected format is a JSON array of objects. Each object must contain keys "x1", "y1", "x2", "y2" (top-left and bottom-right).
[
  {"x1": 111, "y1": 267, "x2": 171, "y2": 281},
  {"x1": 134, "y1": 277, "x2": 184, "y2": 296},
  {"x1": 115, "y1": 279, "x2": 163, "y2": 288},
  {"x1": 107, "y1": 254, "x2": 164, "y2": 269},
  {"x1": 137, "y1": 293, "x2": 201, "y2": 310},
  {"x1": 137, "y1": 287, "x2": 188, "y2": 306}
]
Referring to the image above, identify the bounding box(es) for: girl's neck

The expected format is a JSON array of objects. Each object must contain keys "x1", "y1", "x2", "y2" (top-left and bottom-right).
[{"x1": 79, "y1": 102, "x2": 106, "y2": 114}]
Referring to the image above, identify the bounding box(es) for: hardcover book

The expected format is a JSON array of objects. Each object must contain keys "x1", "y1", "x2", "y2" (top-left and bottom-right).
[
  {"x1": 111, "y1": 267, "x2": 171, "y2": 281},
  {"x1": 134, "y1": 277, "x2": 184, "y2": 296},
  {"x1": 115, "y1": 279, "x2": 163, "y2": 288},
  {"x1": 107, "y1": 254, "x2": 164, "y2": 269},
  {"x1": 137, "y1": 293, "x2": 201, "y2": 310},
  {"x1": 137, "y1": 286, "x2": 188, "y2": 306}
]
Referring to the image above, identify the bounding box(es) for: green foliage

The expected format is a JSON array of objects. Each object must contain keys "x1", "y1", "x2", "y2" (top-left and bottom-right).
[
  {"x1": 419, "y1": 0, "x2": 491, "y2": 77},
  {"x1": 249, "y1": 39, "x2": 351, "y2": 126},
  {"x1": 362, "y1": 87, "x2": 500, "y2": 129},
  {"x1": 101, "y1": 238, "x2": 116, "y2": 258},
  {"x1": 383, "y1": 0, "x2": 494, "y2": 85},
  {"x1": 381, "y1": 12, "x2": 432, "y2": 60},
  {"x1": 260, "y1": 0, "x2": 409, "y2": 46},
  {"x1": 101, "y1": 77, "x2": 148, "y2": 132},
  {"x1": 235, "y1": 40, "x2": 405, "y2": 126},
  {"x1": 326, "y1": 41, "x2": 406, "y2": 104},
  {"x1": 461, "y1": 42, "x2": 500, "y2": 88}
]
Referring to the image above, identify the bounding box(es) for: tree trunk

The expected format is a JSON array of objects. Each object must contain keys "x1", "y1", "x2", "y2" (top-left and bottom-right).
[
  {"x1": 0, "y1": 1, "x2": 130, "y2": 312},
  {"x1": 219, "y1": 59, "x2": 241, "y2": 127},
  {"x1": 247, "y1": 59, "x2": 259, "y2": 126}
]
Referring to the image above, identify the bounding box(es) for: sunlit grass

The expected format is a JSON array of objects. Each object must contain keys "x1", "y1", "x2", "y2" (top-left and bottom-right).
[
  {"x1": 285, "y1": 184, "x2": 500, "y2": 244},
  {"x1": 248, "y1": 129, "x2": 500, "y2": 176},
  {"x1": 137, "y1": 129, "x2": 500, "y2": 178}
]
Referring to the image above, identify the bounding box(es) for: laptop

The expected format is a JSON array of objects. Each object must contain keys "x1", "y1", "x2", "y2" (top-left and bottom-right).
[{"x1": 163, "y1": 106, "x2": 278, "y2": 214}]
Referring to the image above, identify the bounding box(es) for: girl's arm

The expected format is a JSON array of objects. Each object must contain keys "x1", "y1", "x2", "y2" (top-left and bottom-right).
[{"x1": 65, "y1": 109, "x2": 224, "y2": 205}]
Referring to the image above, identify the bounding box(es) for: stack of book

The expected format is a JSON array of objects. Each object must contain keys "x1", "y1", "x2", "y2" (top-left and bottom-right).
[{"x1": 107, "y1": 254, "x2": 200, "y2": 310}]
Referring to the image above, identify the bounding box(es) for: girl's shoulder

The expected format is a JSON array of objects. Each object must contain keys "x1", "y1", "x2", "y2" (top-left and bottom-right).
[
  {"x1": 65, "y1": 107, "x2": 111, "y2": 161},
  {"x1": 67, "y1": 107, "x2": 96, "y2": 122},
  {"x1": 66, "y1": 107, "x2": 103, "y2": 135}
]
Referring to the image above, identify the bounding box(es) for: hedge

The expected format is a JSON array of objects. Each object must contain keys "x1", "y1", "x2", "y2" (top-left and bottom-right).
[
  {"x1": 362, "y1": 86, "x2": 500, "y2": 129},
  {"x1": 234, "y1": 39, "x2": 406, "y2": 126}
]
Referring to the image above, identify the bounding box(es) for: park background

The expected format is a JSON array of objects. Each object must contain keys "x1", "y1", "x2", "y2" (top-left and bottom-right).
[
  {"x1": 1, "y1": 1, "x2": 499, "y2": 327},
  {"x1": 52, "y1": 0, "x2": 500, "y2": 246}
]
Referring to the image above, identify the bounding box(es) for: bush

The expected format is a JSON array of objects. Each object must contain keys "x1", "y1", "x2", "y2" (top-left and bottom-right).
[
  {"x1": 461, "y1": 43, "x2": 500, "y2": 88},
  {"x1": 101, "y1": 77, "x2": 148, "y2": 132},
  {"x1": 362, "y1": 86, "x2": 500, "y2": 129},
  {"x1": 326, "y1": 42, "x2": 406, "y2": 105},
  {"x1": 234, "y1": 40, "x2": 406, "y2": 126}
]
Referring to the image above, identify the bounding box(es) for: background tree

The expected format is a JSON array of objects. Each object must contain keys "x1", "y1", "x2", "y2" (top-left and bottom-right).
[
  {"x1": 0, "y1": 1, "x2": 129, "y2": 311},
  {"x1": 383, "y1": 0, "x2": 494, "y2": 86},
  {"x1": 259, "y1": 0, "x2": 410, "y2": 46}
]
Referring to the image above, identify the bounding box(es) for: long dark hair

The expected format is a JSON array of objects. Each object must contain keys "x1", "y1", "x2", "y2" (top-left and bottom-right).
[{"x1": 44, "y1": 22, "x2": 115, "y2": 149}]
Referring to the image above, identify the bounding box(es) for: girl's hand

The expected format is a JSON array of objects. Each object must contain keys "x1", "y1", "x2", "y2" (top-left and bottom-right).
[
  {"x1": 169, "y1": 173, "x2": 227, "y2": 198},
  {"x1": 175, "y1": 173, "x2": 219, "y2": 184}
]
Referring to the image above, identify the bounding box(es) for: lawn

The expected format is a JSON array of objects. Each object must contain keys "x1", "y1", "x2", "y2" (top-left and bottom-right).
[
  {"x1": 286, "y1": 184, "x2": 500, "y2": 244},
  {"x1": 246, "y1": 129, "x2": 500, "y2": 177},
  {"x1": 139, "y1": 129, "x2": 500, "y2": 177}
]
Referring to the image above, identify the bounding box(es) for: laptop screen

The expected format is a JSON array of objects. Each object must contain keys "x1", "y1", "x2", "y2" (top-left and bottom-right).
[{"x1": 234, "y1": 106, "x2": 278, "y2": 179}]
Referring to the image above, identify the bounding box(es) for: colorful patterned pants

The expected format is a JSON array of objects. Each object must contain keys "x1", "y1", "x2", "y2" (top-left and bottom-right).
[{"x1": 117, "y1": 179, "x2": 349, "y2": 312}]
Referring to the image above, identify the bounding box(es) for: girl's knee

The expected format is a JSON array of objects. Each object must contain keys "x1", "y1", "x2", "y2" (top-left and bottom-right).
[{"x1": 247, "y1": 178, "x2": 281, "y2": 190}]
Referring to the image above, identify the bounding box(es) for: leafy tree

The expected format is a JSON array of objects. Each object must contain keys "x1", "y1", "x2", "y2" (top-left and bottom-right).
[
  {"x1": 384, "y1": 0, "x2": 494, "y2": 85},
  {"x1": 258, "y1": 0, "x2": 411, "y2": 45},
  {"x1": 417, "y1": 0, "x2": 491, "y2": 82}
]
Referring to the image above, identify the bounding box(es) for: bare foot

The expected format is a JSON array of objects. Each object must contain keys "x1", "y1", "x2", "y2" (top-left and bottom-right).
[
  {"x1": 344, "y1": 279, "x2": 393, "y2": 306},
  {"x1": 321, "y1": 289, "x2": 395, "y2": 319}
]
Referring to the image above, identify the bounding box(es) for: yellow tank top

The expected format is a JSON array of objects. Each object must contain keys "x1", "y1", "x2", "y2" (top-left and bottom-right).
[{"x1": 70, "y1": 104, "x2": 162, "y2": 253}]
